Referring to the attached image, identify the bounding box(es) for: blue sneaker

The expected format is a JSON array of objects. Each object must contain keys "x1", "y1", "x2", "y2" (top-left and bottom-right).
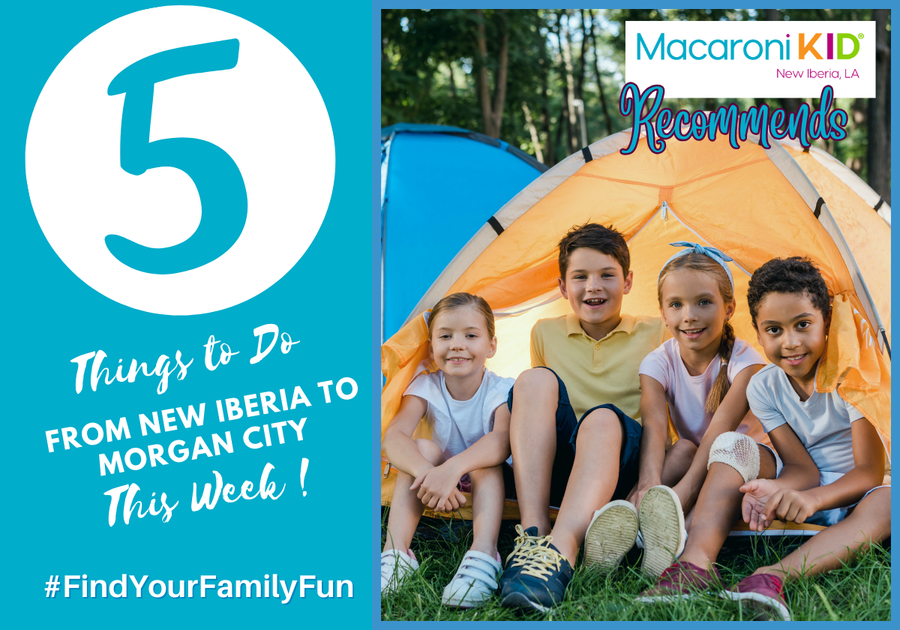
[{"x1": 500, "y1": 526, "x2": 574, "y2": 612}]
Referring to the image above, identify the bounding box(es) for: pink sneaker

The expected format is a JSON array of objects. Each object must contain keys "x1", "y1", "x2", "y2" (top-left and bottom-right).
[
  {"x1": 721, "y1": 573, "x2": 791, "y2": 621},
  {"x1": 635, "y1": 561, "x2": 721, "y2": 603}
]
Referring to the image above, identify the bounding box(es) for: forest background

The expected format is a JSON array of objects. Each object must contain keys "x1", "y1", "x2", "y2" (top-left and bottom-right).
[{"x1": 382, "y1": 8, "x2": 891, "y2": 203}]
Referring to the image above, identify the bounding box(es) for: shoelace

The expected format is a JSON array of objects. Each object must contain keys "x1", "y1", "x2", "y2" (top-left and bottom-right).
[
  {"x1": 510, "y1": 538, "x2": 564, "y2": 582},
  {"x1": 505, "y1": 524, "x2": 544, "y2": 565}
]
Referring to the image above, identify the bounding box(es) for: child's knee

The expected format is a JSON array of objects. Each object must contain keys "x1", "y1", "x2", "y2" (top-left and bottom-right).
[
  {"x1": 576, "y1": 407, "x2": 622, "y2": 445},
  {"x1": 513, "y1": 368, "x2": 558, "y2": 398},
  {"x1": 414, "y1": 438, "x2": 445, "y2": 466},
  {"x1": 707, "y1": 432, "x2": 759, "y2": 483},
  {"x1": 670, "y1": 438, "x2": 698, "y2": 460},
  {"x1": 855, "y1": 487, "x2": 891, "y2": 533},
  {"x1": 468, "y1": 465, "x2": 503, "y2": 484}
]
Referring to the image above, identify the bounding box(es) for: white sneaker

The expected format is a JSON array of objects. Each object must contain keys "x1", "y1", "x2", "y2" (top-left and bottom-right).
[
  {"x1": 441, "y1": 550, "x2": 502, "y2": 608},
  {"x1": 638, "y1": 486, "x2": 687, "y2": 578},
  {"x1": 583, "y1": 500, "x2": 639, "y2": 572},
  {"x1": 381, "y1": 549, "x2": 419, "y2": 595}
]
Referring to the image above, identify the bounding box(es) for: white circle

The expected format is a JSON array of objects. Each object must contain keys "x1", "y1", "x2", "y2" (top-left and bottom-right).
[{"x1": 26, "y1": 7, "x2": 335, "y2": 315}]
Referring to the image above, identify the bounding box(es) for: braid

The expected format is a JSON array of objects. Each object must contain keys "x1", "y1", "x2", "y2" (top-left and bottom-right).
[{"x1": 705, "y1": 321, "x2": 735, "y2": 414}]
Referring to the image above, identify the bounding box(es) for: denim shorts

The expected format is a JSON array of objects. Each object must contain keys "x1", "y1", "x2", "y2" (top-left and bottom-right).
[{"x1": 505, "y1": 366, "x2": 643, "y2": 508}]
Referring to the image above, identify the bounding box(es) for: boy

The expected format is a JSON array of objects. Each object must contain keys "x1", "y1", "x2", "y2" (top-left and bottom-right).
[
  {"x1": 499, "y1": 223, "x2": 666, "y2": 611},
  {"x1": 640, "y1": 257, "x2": 890, "y2": 621}
]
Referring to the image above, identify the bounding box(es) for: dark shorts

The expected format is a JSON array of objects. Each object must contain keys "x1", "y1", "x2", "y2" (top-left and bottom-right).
[{"x1": 504, "y1": 366, "x2": 642, "y2": 508}]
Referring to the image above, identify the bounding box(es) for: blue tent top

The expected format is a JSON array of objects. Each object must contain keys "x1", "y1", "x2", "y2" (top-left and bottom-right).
[{"x1": 381, "y1": 124, "x2": 547, "y2": 340}]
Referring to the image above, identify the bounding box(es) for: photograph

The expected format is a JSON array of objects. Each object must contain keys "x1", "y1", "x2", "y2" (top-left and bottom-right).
[{"x1": 378, "y1": 8, "x2": 891, "y2": 621}]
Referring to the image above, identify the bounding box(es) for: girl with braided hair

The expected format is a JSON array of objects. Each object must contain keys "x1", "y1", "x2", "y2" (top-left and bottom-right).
[{"x1": 583, "y1": 242, "x2": 771, "y2": 580}]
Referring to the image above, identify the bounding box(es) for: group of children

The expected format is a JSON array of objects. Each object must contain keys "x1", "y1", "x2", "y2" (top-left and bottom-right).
[{"x1": 380, "y1": 223, "x2": 891, "y2": 620}]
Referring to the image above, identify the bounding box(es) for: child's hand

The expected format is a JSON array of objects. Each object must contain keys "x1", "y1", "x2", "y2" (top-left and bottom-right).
[
  {"x1": 763, "y1": 488, "x2": 817, "y2": 528},
  {"x1": 741, "y1": 480, "x2": 818, "y2": 531},
  {"x1": 410, "y1": 464, "x2": 467, "y2": 512},
  {"x1": 627, "y1": 482, "x2": 657, "y2": 511},
  {"x1": 740, "y1": 479, "x2": 779, "y2": 531}
]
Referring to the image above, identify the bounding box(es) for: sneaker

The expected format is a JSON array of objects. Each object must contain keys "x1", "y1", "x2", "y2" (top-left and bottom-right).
[
  {"x1": 583, "y1": 500, "x2": 639, "y2": 572},
  {"x1": 500, "y1": 532, "x2": 574, "y2": 612},
  {"x1": 380, "y1": 549, "x2": 419, "y2": 595},
  {"x1": 636, "y1": 561, "x2": 721, "y2": 603},
  {"x1": 721, "y1": 573, "x2": 791, "y2": 621},
  {"x1": 499, "y1": 524, "x2": 544, "y2": 591},
  {"x1": 638, "y1": 485, "x2": 687, "y2": 578},
  {"x1": 441, "y1": 550, "x2": 502, "y2": 608}
]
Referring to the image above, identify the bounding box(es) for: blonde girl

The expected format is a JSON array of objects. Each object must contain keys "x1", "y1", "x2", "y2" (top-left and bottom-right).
[
  {"x1": 380, "y1": 292, "x2": 513, "y2": 608},
  {"x1": 585, "y1": 242, "x2": 770, "y2": 578}
]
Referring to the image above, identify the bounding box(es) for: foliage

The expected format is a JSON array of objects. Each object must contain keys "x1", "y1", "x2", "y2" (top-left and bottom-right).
[{"x1": 381, "y1": 9, "x2": 890, "y2": 198}]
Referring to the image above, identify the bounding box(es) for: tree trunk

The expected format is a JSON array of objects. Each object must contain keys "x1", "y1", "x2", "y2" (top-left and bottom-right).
[
  {"x1": 848, "y1": 98, "x2": 866, "y2": 175},
  {"x1": 559, "y1": 11, "x2": 578, "y2": 153},
  {"x1": 474, "y1": 9, "x2": 510, "y2": 138},
  {"x1": 577, "y1": 10, "x2": 591, "y2": 142},
  {"x1": 448, "y1": 60, "x2": 457, "y2": 99},
  {"x1": 589, "y1": 10, "x2": 614, "y2": 136},
  {"x1": 868, "y1": 9, "x2": 891, "y2": 203},
  {"x1": 522, "y1": 101, "x2": 544, "y2": 163},
  {"x1": 539, "y1": 56, "x2": 555, "y2": 166}
]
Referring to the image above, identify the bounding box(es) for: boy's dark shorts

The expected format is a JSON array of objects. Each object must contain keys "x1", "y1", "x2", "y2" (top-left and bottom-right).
[{"x1": 503, "y1": 366, "x2": 642, "y2": 508}]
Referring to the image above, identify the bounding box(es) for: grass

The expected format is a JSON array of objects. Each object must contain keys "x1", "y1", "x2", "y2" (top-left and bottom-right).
[{"x1": 381, "y1": 513, "x2": 891, "y2": 621}]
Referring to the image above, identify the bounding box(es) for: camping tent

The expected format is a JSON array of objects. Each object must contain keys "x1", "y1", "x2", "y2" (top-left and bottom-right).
[
  {"x1": 380, "y1": 123, "x2": 547, "y2": 341},
  {"x1": 781, "y1": 139, "x2": 892, "y2": 227},
  {"x1": 778, "y1": 139, "x2": 891, "y2": 345},
  {"x1": 381, "y1": 127, "x2": 891, "y2": 522}
]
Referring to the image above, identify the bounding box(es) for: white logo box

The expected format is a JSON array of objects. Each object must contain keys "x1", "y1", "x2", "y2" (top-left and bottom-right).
[{"x1": 626, "y1": 21, "x2": 875, "y2": 98}]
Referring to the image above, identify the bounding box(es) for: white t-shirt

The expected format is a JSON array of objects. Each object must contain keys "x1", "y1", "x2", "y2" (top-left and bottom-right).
[
  {"x1": 403, "y1": 367, "x2": 514, "y2": 463},
  {"x1": 747, "y1": 363, "x2": 865, "y2": 474},
  {"x1": 639, "y1": 337, "x2": 768, "y2": 446}
]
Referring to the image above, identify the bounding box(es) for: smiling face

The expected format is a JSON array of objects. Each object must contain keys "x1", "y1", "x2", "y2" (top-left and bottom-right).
[
  {"x1": 428, "y1": 304, "x2": 497, "y2": 381},
  {"x1": 558, "y1": 247, "x2": 632, "y2": 340},
  {"x1": 660, "y1": 268, "x2": 734, "y2": 357},
  {"x1": 754, "y1": 291, "x2": 829, "y2": 391}
]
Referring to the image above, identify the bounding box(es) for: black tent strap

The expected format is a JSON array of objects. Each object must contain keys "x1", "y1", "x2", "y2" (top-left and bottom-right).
[
  {"x1": 814, "y1": 197, "x2": 825, "y2": 219},
  {"x1": 582, "y1": 147, "x2": 593, "y2": 162},
  {"x1": 882, "y1": 329, "x2": 891, "y2": 360},
  {"x1": 487, "y1": 216, "x2": 504, "y2": 235},
  {"x1": 874, "y1": 197, "x2": 885, "y2": 211}
]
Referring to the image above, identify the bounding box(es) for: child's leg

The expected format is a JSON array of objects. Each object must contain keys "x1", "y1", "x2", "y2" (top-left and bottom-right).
[
  {"x1": 626, "y1": 439, "x2": 696, "y2": 505},
  {"x1": 678, "y1": 441, "x2": 777, "y2": 569},
  {"x1": 509, "y1": 368, "x2": 563, "y2": 536},
  {"x1": 751, "y1": 487, "x2": 891, "y2": 582},
  {"x1": 661, "y1": 439, "x2": 698, "y2": 487},
  {"x1": 549, "y1": 407, "x2": 625, "y2": 563},
  {"x1": 383, "y1": 438, "x2": 446, "y2": 553},
  {"x1": 469, "y1": 465, "x2": 505, "y2": 557}
]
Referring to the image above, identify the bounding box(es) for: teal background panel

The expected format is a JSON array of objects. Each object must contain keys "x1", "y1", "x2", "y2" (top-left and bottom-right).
[{"x1": 1, "y1": 2, "x2": 372, "y2": 628}]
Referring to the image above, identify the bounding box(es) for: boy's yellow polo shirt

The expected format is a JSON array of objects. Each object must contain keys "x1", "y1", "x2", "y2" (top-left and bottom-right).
[{"x1": 530, "y1": 313, "x2": 667, "y2": 422}]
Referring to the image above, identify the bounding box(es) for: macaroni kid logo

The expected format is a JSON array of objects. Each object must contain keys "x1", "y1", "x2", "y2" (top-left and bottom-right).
[
  {"x1": 26, "y1": 7, "x2": 335, "y2": 315},
  {"x1": 626, "y1": 20, "x2": 876, "y2": 98}
]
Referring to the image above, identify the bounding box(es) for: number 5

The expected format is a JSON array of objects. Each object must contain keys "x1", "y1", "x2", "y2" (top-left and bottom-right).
[{"x1": 106, "y1": 39, "x2": 247, "y2": 275}]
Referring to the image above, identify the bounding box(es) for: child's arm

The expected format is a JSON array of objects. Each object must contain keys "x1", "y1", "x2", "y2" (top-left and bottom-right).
[
  {"x1": 740, "y1": 422, "x2": 820, "y2": 531},
  {"x1": 382, "y1": 394, "x2": 435, "y2": 480},
  {"x1": 411, "y1": 403, "x2": 511, "y2": 512},
  {"x1": 743, "y1": 418, "x2": 886, "y2": 531},
  {"x1": 671, "y1": 365, "x2": 761, "y2": 510},
  {"x1": 631, "y1": 375, "x2": 669, "y2": 507},
  {"x1": 798, "y1": 417, "x2": 885, "y2": 511}
]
